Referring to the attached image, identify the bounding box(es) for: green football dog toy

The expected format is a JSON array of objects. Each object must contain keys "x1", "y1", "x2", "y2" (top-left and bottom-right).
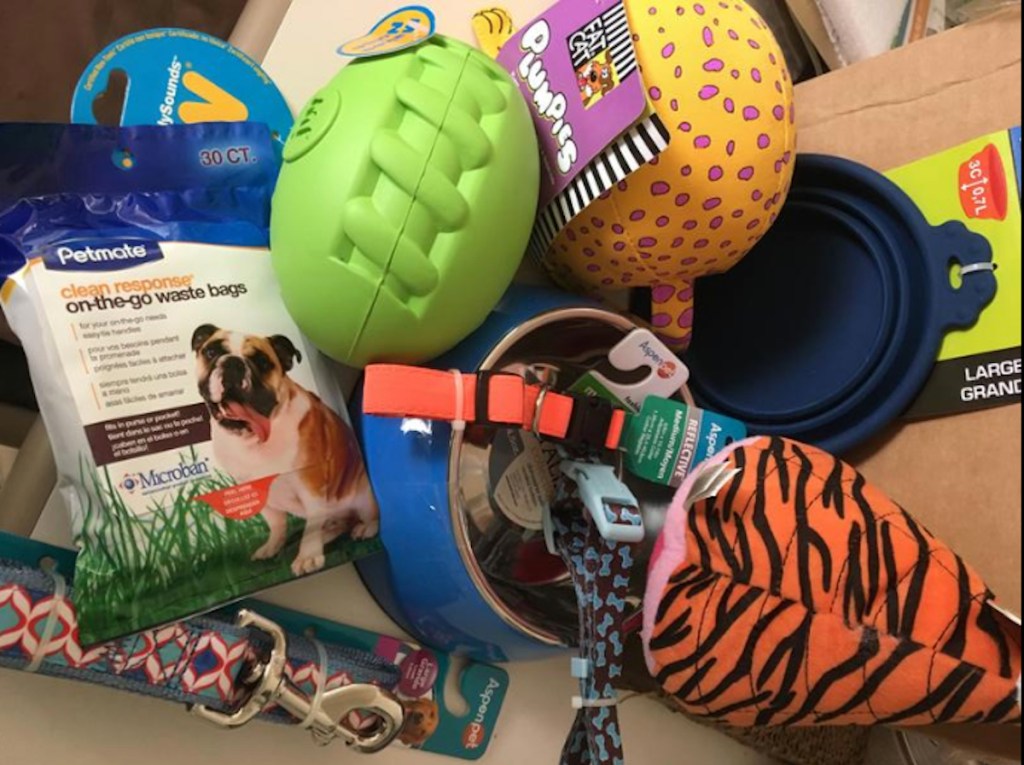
[{"x1": 271, "y1": 36, "x2": 540, "y2": 367}]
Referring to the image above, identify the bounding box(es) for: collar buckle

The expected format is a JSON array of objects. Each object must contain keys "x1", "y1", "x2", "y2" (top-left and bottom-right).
[{"x1": 558, "y1": 460, "x2": 643, "y2": 544}]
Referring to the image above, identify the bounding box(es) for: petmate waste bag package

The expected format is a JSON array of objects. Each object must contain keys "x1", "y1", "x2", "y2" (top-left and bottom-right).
[{"x1": 0, "y1": 123, "x2": 382, "y2": 644}]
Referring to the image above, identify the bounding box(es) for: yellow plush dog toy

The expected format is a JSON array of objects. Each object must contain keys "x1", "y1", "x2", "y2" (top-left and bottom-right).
[{"x1": 544, "y1": 0, "x2": 797, "y2": 347}]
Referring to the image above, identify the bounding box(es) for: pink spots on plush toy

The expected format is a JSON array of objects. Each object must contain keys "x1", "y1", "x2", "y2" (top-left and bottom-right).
[
  {"x1": 732, "y1": 209, "x2": 745, "y2": 218},
  {"x1": 617, "y1": 181, "x2": 629, "y2": 192},
  {"x1": 630, "y1": 209, "x2": 647, "y2": 221},
  {"x1": 583, "y1": 247, "x2": 595, "y2": 257},
  {"x1": 746, "y1": 218, "x2": 762, "y2": 230},
  {"x1": 758, "y1": 133, "x2": 771, "y2": 149},
  {"x1": 580, "y1": 226, "x2": 590, "y2": 235},
  {"x1": 649, "y1": 5, "x2": 658, "y2": 13},
  {"x1": 695, "y1": 239, "x2": 710, "y2": 249},
  {"x1": 678, "y1": 121, "x2": 693, "y2": 132},
  {"x1": 694, "y1": 3, "x2": 706, "y2": 14},
  {"x1": 672, "y1": 237, "x2": 685, "y2": 248},
  {"x1": 674, "y1": 65, "x2": 684, "y2": 78},
  {"x1": 613, "y1": 242, "x2": 626, "y2": 252},
  {"x1": 748, "y1": 39, "x2": 761, "y2": 49},
  {"x1": 683, "y1": 219, "x2": 699, "y2": 230},
  {"x1": 751, "y1": 68, "x2": 763, "y2": 83},
  {"x1": 592, "y1": 216, "x2": 605, "y2": 228},
  {"x1": 612, "y1": 223, "x2": 625, "y2": 235},
  {"x1": 728, "y1": 30, "x2": 740, "y2": 41},
  {"x1": 710, "y1": 216, "x2": 724, "y2": 229},
  {"x1": 566, "y1": 229, "x2": 577, "y2": 242},
  {"x1": 651, "y1": 182, "x2": 671, "y2": 196},
  {"x1": 775, "y1": 81, "x2": 784, "y2": 94},
  {"x1": 649, "y1": 86, "x2": 663, "y2": 101},
  {"x1": 602, "y1": 278, "x2": 614, "y2": 286},
  {"x1": 694, "y1": 135, "x2": 712, "y2": 149},
  {"x1": 675, "y1": 192, "x2": 690, "y2": 207},
  {"x1": 656, "y1": 215, "x2": 670, "y2": 228},
  {"x1": 657, "y1": 255, "x2": 673, "y2": 262},
  {"x1": 769, "y1": 52, "x2": 778, "y2": 65},
  {"x1": 699, "y1": 85, "x2": 720, "y2": 100},
  {"x1": 703, "y1": 26, "x2": 715, "y2": 46},
  {"x1": 773, "y1": 105, "x2": 786, "y2": 120},
  {"x1": 743, "y1": 106, "x2": 760, "y2": 121},
  {"x1": 704, "y1": 58, "x2": 725, "y2": 71},
  {"x1": 703, "y1": 197, "x2": 723, "y2": 210},
  {"x1": 752, "y1": 189, "x2": 764, "y2": 201},
  {"x1": 681, "y1": 257, "x2": 700, "y2": 266},
  {"x1": 677, "y1": 286, "x2": 694, "y2": 302},
  {"x1": 678, "y1": 308, "x2": 695, "y2": 330},
  {"x1": 676, "y1": 5, "x2": 685, "y2": 14},
  {"x1": 681, "y1": 165, "x2": 693, "y2": 177},
  {"x1": 774, "y1": 160, "x2": 784, "y2": 173},
  {"x1": 587, "y1": 263, "x2": 600, "y2": 272},
  {"x1": 726, "y1": 140, "x2": 736, "y2": 156},
  {"x1": 652, "y1": 313, "x2": 673, "y2": 328},
  {"x1": 670, "y1": 98, "x2": 679, "y2": 111},
  {"x1": 709, "y1": 166, "x2": 724, "y2": 181},
  {"x1": 720, "y1": 239, "x2": 733, "y2": 249},
  {"x1": 723, "y1": 97, "x2": 735, "y2": 113},
  {"x1": 738, "y1": 166, "x2": 755, "y2": 180},
  {"x1": 662, "y1": 43, "x2": 676, "y2": 58}
]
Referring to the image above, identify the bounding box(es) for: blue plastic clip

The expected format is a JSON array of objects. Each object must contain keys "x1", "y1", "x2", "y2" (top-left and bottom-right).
[
  {"x1": 560, "y1": 461, "x2": 643, "y2": 545},
  {"x1": 571, "y1": 657, "x2": 592, "y2": 679}
]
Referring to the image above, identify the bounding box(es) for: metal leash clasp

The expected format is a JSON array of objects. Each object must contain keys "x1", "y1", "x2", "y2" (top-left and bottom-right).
[{"x1": 192, "y1": 610, "x2": 404, "y2": 753}]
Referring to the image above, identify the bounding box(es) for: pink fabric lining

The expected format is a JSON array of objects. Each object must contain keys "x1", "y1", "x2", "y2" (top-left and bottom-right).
[{"x1": 641, "y1": 437, "x2": 761, "y2": 677}]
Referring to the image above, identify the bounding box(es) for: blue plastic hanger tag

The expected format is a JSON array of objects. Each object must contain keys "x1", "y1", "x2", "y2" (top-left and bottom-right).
[{"x1": 71, "y1": 29, "x2": 293, "y2": 149}]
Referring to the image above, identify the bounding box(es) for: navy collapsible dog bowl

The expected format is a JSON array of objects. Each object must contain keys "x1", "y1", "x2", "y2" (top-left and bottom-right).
[
  {"x1": 354, "y1": 286, "x2": 675, "y2": 662},
  {"x1": 684, "y1": 154, "x2": 997, "y2": 454}
]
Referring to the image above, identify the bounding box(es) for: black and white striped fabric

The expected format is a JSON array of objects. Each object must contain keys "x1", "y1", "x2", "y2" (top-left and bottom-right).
[{"x1": 530, "y1": 114, "x2": 671, "y2": 263}]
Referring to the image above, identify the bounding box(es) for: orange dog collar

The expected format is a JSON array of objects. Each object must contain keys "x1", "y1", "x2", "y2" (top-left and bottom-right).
[{"x1": 363, "y1": 365, "x2": 627, "y2": 453}]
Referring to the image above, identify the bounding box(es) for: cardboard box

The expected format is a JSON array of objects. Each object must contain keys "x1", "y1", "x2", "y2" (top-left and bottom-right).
[{"x1": 797, "y1": 9, "x2": 1022, "y2": 760}]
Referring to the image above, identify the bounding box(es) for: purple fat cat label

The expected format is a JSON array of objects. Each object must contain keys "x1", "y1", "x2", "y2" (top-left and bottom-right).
[{"x1": 497, "y1": 0, "x2": 650, "y2": 209}]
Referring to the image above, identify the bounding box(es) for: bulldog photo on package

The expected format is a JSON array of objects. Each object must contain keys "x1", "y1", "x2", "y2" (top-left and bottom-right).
[{"x1": 192, "y1": 323, "x2": 379, "y2": 575}]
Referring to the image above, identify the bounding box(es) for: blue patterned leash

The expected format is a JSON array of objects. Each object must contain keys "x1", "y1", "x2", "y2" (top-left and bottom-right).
[
  {"x1": 0, "y1": 557, "x2": 405, "y2": 751},
  {"x1": 546, "y1": 460, "x2": 641, "y2": 765}
]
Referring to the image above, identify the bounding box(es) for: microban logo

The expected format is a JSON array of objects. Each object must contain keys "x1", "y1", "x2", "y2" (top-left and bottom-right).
[
  {"x1": 42, "y1": 240, "x2": 164, "y2": 272},
  {"x1": 158, "y1": 55, "x2": 248, "y2": 126},
  {"x1": 461, "y1": 678, "x2": 502, "y2": 751},
  {"x1": 120, "y1": 458, "x2": 211, "y2": 496}
]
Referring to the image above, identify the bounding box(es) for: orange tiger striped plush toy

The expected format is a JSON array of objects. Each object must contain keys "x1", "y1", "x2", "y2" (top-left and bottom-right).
[{"x1": 643, "y1": 436, "x2": 1022, "y2": 726}]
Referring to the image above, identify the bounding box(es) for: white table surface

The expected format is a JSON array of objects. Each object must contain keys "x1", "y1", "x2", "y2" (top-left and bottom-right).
[{"x1": 0, "y1": 2, "x2": 776, "y2": 762}]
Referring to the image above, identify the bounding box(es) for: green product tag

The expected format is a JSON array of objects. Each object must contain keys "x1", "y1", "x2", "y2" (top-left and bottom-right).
[
  {"x1": 623, "y1": 397, "x2": 747, "y2": 487},
  {"x1": 569, "y1": 371, "x2": 621, "y2": 405}
]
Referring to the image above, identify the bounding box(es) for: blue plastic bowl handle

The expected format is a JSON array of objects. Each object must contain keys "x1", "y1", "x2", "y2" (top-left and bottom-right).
[{"x1": 929, "y1": 220, "x2": 998, "y2": 330}]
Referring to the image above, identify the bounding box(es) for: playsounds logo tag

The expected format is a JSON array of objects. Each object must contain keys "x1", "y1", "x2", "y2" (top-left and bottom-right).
[{"x1": 158, "y1": 55, "x2": 248, "y2": 126}]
